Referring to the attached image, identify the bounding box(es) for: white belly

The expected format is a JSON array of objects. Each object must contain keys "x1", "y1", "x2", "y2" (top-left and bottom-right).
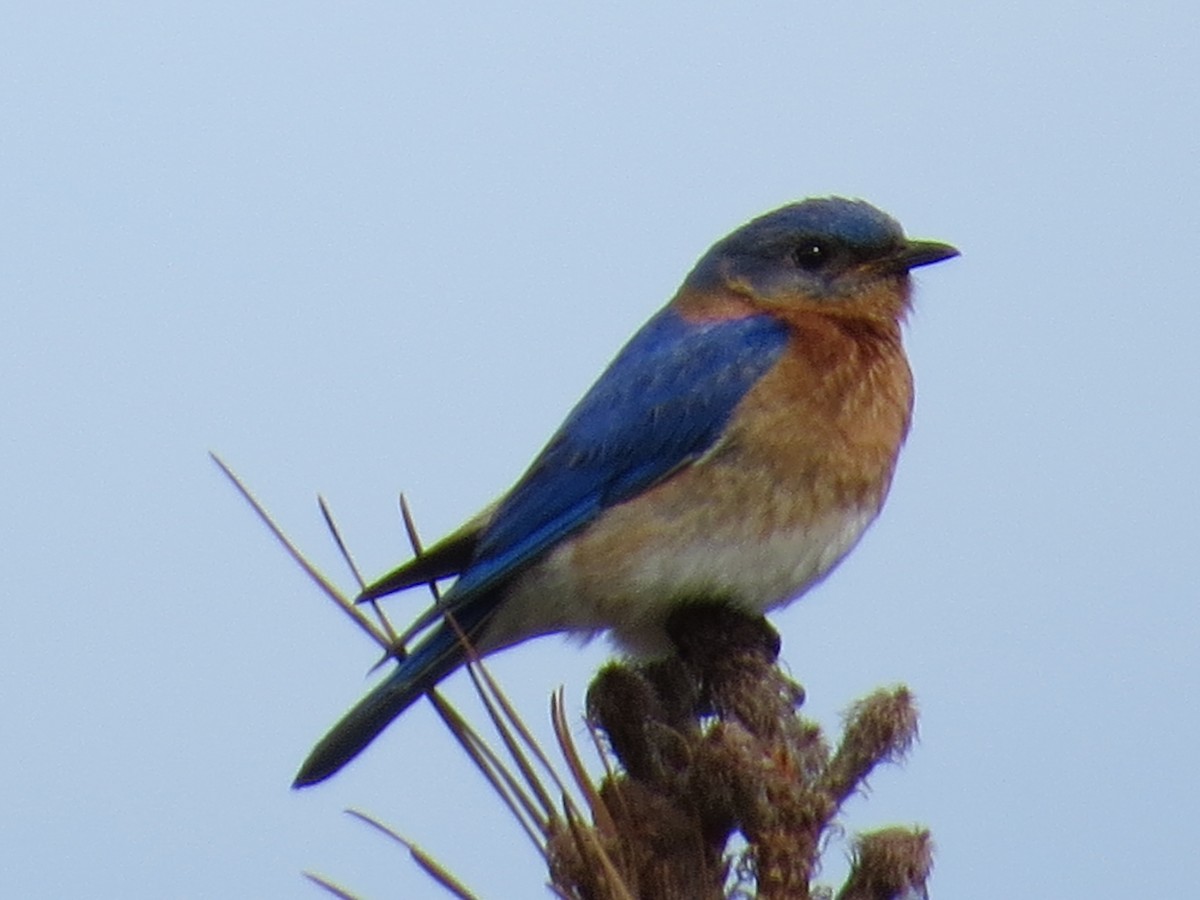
[{"x1": 482, "y1": 502, "x2": 879, "y2": 656}]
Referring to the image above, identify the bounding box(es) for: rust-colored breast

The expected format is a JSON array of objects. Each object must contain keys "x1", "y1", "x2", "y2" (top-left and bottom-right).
[{"x1": 726, "y1": 306, "x2": 914, "y2": 522}]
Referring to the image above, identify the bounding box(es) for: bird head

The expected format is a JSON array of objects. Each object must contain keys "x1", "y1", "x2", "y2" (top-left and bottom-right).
[{"x1": 682, "y1": 198, "x2": 958, "y2": 322}]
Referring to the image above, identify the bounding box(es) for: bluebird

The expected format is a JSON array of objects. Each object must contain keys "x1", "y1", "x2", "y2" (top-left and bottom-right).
[{"x1": 294, "y1": 197, "x2": 957, "y2": 787}]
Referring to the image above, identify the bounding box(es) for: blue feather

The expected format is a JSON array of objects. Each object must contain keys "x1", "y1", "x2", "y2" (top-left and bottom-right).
[
  {"x1": 449, "y1": 307, "x2": 789, "y2": 609},
  {"x1": 293, "y1": 602, "x2": 491, "y2": 787}
]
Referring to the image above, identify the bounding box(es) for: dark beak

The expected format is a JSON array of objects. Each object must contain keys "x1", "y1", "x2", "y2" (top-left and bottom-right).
[{"x1": 892, "y1": 239, "x2": 960, "y2": 272}]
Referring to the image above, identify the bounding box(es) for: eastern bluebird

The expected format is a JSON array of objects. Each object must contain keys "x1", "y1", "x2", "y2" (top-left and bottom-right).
[{"x1": 294, "y1": 197, "x2": 957, "y2": 787}]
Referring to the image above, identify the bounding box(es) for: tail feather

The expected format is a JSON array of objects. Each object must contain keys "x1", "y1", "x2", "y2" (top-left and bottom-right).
[{"x1": 293, "y1": 624, "x2": 467, "y2": 787}]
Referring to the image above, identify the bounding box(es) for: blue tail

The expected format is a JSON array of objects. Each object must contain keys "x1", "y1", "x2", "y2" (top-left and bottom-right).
[{"x1": 293, "y1": 622, "x2": 469, "y2": 787}]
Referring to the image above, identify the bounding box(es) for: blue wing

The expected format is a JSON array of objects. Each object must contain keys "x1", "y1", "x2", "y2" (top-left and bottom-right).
[
  {"x1": 446, "y1": 306, "x2": 789, "y2": 609},
  {"x1": 297, "y1": 307, "x2": 789, "y2": 787}
]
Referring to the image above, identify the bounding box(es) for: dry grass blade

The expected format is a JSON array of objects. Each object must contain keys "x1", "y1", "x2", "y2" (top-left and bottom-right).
[
  {"x1": 317, "y1": 494, "x2": 397, "y2": 643},
  {"x1": 401, "y1": 496, "x2": 562, "y2": 826},
  {"x1": 209, "y1": 453, "x2": 390, "y2": 651},
  {"x1": 398, "y1": 493, "x2": 427, "y2": 560},
  {"x1": 426, "y1": 690, "x2": 550, "y2": 854},
  {"x1": 549, "y1": 690, "x2": 637, "y2": 899},
  {"x1": 561, "y1": 799, "x2": 636, "y2": 900},
  {"x1": 302, "y1": 872, "x2": 361, "y2": 899},
  {"x1": 399, "y1": 495, "x2": 635, "y2": 895},
  {"x1": 551, "y1": 689, "x2": 616, "y2": 837},
  {"x1": 346, "y1": 809, "x2": 481, "y2": 900},
  {"x1": 580, "y1": 711, "x2": 621, "y2": 805},
  {"x1": 316, "y1": 494, "x2": 366, "y2": 587},
  {"x1": 456, "y1": 652, "x2": 562, "y2": 823},
  {"x1": 400, "y1": 495, "x2": 557, "y2": 851}
]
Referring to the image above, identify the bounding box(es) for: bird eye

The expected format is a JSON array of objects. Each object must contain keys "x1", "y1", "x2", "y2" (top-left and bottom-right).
[{"x1": 791, "y1": 239, "x2": 829, "y2": 270}]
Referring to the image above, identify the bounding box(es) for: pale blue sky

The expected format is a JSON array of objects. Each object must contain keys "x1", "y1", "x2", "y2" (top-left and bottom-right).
[{"x1": 3, "y1": 2, "x2": 1197, "y2": 897}]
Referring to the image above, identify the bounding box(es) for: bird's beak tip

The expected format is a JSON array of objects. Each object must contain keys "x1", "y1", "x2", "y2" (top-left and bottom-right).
[{"x1": 902, "y1": 239, "x2": 960, "y2": 270}]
